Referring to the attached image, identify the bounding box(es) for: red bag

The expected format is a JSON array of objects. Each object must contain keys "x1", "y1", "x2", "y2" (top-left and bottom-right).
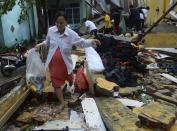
[{"x1": 74, "y1": 65, "x2": 89, "y2": 93}]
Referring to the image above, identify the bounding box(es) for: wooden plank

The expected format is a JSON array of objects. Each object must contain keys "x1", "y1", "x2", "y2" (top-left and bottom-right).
[
  {"x1": 0, "y1": 88, "x2": 30, "y2": 128},
  {"x1": 95, "y1": 97, "x2": 140, "y2": 131},
  {"x1": 97, "y1": 21, "x2": 105, "y2": 31},
  {"x1": 138, "y1": 101, "x2": 176, "y2": 130},
  {"x1": 81, "y1": 98, "x2": 106, "y2": 131},
  {"x1": 143, "y1": 91, "x2": 177, "y2": 105},
  {"x1": 93, "y1": 16, "x2": 104, "y2": 23},
  {"x1": 161, "y1": 73, "x2": 177, "y2": 84}
]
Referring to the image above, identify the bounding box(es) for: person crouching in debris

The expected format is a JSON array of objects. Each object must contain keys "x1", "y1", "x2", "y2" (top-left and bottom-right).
[
  {"x1": 83, "y1": 18, "x2": 98, "y2": 38},
  {"x1": 35, "y1": 12, "x2": 101, "y2": 112}
]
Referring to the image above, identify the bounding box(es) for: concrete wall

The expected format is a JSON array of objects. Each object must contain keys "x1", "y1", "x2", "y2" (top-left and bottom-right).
[{"x1": 0, "y1": 0, "x2": 36, "y2": 47}]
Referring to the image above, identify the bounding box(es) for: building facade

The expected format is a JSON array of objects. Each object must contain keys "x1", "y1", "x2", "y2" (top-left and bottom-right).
[{"x1": 47, "y1": 0, "x2": 92, "y2": 30}]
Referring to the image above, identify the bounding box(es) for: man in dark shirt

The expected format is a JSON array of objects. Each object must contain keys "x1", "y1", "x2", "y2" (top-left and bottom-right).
[{"x1": 129, "y1": 5, "x2": 141, "y2": 31}]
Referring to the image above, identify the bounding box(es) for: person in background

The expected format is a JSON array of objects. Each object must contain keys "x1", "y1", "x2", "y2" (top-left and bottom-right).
[
  {"x1": 139, "y1": 7, "x2": 145, "y2": 29},
  {"x1": 103, "y1": 12, "x2": 112, "y2": 34},
  {"x1": 35, "y1": 12, "x2": 101, "y2": 112},
  {"x1": 111, "y1": 8, "x2": 121, "y2": 35},
  {"x1": 129, "y1": 5, "x2": 141, "y2": 31},
  {"x1": 111, "y1": 7, "x2": 123, "y2": 35},
  {"x1": 141, "y1": 6, "x2": 150, "y2": 27},
  {"x1": 83, "y1": 18, "x2": 98, "y2": 38}
]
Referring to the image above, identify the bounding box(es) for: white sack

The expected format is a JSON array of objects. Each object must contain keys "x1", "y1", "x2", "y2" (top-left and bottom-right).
[{"x1": 85, "y1": 47, "x2": 104, "y2": 73}]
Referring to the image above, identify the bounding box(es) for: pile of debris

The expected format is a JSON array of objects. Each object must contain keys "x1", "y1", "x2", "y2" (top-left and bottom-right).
[{"x1": 2, "y1": 35, "x2": 177, "y2": 131}]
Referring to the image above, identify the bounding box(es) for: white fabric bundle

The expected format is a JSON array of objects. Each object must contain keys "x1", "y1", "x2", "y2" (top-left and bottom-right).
[{"x1": 85, "y1": 47, "x2": 104, "y2": 73}]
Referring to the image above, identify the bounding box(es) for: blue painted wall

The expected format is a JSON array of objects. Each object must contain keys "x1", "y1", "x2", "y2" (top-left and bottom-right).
[{"x1": 0, "y1": 1, "x2": 36, "y2": 47}]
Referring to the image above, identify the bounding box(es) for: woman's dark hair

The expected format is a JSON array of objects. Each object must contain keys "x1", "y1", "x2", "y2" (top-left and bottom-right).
[{"x1": 54, "y1": 11, "x2": 67, "y2": 22}]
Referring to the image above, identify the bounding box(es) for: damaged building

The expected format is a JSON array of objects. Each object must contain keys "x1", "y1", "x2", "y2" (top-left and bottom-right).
[{"x1": 0, "y1": 0, "x2": 177, "y2": 131}]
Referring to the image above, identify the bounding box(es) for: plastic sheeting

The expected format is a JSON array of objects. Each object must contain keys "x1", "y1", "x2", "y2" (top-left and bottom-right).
[{"x1": 26, "y1": 48, "x2": 45, "y2": 82}]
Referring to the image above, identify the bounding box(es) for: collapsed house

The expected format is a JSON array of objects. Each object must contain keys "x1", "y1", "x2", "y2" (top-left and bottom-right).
[
  {"x1": 1, "y1": 30, "x2": 177, "y2": 130},
  {"x1": 0, "y1": 0, "x2": 177, "y2": 131}
]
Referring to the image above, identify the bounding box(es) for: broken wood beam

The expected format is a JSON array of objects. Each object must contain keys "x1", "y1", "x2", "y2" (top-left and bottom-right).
[
  {"x1": 95, "y1": 97, "x2": 140, "y2": 131},
  {"x1": 143, "y1": 91, "x2": 177, "y2": 105},
  {"x1": 0, "y1": 88, "x2": 30, "y2": 128},
  {"x1": 161, "y1": 73, "x2": 177, "y2": 84}
]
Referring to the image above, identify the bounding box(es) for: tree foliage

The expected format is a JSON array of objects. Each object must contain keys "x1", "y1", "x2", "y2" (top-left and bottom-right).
[{"x1": 0, "y1": 0, "x2": 35, "y2": 23}]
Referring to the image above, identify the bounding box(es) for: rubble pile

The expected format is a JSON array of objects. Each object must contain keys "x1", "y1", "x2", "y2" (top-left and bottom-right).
[
  {"x1": 91, "y1": 35, "x2": 177, "y2": 130},
  {"x1": 3, "y1": 35, "x2": 177, "y2": 131}
]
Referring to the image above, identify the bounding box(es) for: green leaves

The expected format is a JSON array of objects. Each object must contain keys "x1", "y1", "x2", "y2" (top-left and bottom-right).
[
  {"x1": 0, "y1": 0, "x2": 16, "y2": 15},
  {"x1": 0, "y1": 0, "x2": 35, "y2": 24}
]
